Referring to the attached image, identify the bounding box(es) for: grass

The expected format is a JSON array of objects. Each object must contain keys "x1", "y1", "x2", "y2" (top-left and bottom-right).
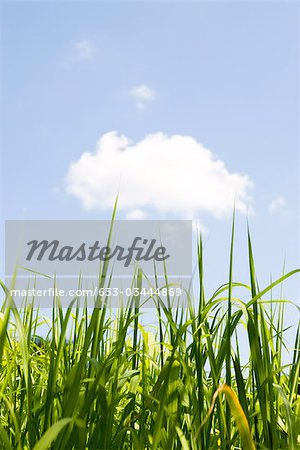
[{"x1": 0, "y1": 217, "x2": 299, "y2": 449}]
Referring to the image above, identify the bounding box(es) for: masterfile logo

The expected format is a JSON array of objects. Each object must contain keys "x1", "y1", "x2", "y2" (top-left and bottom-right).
[
  {"x1": 25, "y1": 237, "x2": 170, "y2": 267},
  {"x1": 5, "y1": 220, "x2": 192, "y2": 307}
]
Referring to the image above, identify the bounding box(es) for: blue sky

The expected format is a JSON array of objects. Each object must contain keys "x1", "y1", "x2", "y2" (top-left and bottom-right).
[{"x1": 1, "y1": 2, "x2": 299, "y2": 307}]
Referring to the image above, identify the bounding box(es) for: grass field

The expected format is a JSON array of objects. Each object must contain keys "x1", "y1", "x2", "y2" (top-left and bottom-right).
[{"x1": 0, "y1": 220, "x2": 299, "y2": 450}]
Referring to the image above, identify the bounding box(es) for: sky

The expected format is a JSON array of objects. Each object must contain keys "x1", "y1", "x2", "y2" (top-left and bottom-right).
[{"x1": 1, "y1": 2, "x2": 299, "y2": 317}]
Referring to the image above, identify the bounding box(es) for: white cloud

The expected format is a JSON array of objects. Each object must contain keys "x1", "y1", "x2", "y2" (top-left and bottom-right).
[
  {"x1": 72, "y1": 39, "x2": 95, "y2": 60},
  {"x1": 192, "y1": 219, "x2": 208, "y2": 236},
  {"x1": 65, "y1": 131, "x2": 254, "y2": 220},
  {"x1": 125, "y1": 209, "x2": 148, "y2": 220},
  {"x1": 269, "y1": 195, "x2": 286, "y2": 215},
  {"x1": 129, "y1": 84, "x2": 156, "y2": 110}
]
